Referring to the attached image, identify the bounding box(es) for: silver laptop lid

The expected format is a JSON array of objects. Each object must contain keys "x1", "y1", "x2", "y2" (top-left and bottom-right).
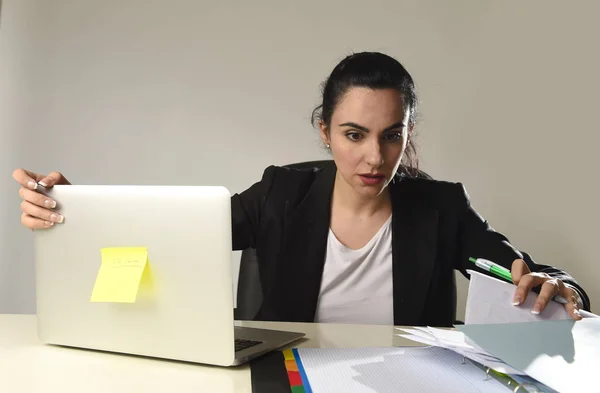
[{"x1": 35, "y1": 185, "x2": 236, "y2": 366}]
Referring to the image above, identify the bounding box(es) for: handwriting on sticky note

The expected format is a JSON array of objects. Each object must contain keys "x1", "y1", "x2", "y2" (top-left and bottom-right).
[{"x1": 90, "y1": 247, "x2": 148, "y2": 303}]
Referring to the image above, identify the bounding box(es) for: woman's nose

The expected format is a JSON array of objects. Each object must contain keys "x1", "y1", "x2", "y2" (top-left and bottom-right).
[{"x1": 365, "y1": 140, "x2": 384, "y2": 167}]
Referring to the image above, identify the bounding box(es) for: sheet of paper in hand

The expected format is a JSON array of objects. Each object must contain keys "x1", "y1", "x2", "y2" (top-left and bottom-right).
[{"x1": 465, "y1": 269, "x2": 570, "y2": 325}]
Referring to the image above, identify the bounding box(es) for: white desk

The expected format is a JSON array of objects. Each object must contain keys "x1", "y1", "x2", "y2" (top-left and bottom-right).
[{"x1": 0, "y1": 314, "x2": 422, "y2": 392}]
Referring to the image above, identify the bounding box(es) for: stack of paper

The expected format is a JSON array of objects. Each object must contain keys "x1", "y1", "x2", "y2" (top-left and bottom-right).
[
  {"x1": 458, "y1": 319, "x2": 600, "y2": 393},
  {"x1": 395, "y1": 326, "x2": 525, "y2": 375},
  {"x1": 394, "y1": 269, "x2": 600, "y2": 393}
]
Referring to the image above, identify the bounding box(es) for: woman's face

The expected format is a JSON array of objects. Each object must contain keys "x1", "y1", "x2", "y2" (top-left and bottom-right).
[{"x1": 320, "y1": 87, "x2": 411, "y2": 198}]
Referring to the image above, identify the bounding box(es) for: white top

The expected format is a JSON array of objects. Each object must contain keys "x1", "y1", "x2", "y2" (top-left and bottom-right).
[{"x1": 315, "y1": 215, "x2": 394, "y2": 325}]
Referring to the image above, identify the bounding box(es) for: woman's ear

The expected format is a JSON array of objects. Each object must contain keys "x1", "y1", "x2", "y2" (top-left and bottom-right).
[{"x1": 319, "y1": 121, "x2": 330, "y2": 147}]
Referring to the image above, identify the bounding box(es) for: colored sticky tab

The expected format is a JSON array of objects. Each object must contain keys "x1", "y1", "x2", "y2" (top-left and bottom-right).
[
  {"x1": 285, "y1": 359, "x2": 299, "y2": 371},
  {"x1": 283, "y1": 349, "x2": 295, "y2": 360},
  {"x1": 287, "y1": 371, "x2": 302, "y2": 386},
  {"x1": 291, "y1": 386, "x2": 305, "y2": 393},
  {"x1": 90, "y1": 247, "x2": 148, "y2": 303}
]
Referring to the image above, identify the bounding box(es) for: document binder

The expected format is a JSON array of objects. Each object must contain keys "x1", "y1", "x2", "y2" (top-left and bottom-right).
[{"x1": 250, "y1": 346, "x2": 554, "y2": 393}]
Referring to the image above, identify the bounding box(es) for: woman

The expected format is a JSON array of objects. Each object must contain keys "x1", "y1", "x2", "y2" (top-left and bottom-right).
[{"x1": 13, "y1": 52, "x2": 590, "y2": 326}]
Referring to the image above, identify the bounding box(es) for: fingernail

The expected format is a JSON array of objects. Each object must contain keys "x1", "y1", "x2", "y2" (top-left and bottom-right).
[
  {"x1": 512, "y1": 296, "x2": 522, "y2": 306},
  {"x1": 531, "y1": 305, "x2": 541, "y2": 315},
  {"x1": 44, "y1": 199, "x2": 57, "y2": 208},
  {"x1": 27, "y1": 180, "x2": 37, "y2": 189},
  {"x1": 38, "y1": 181, "x2": 48, "y2": 187},
  {"x1": 45, "y1": 221, "x2": 54, "y2": 227},
  {"x1": 50, "y1": 214, "x2": 64, "y2": 223}
]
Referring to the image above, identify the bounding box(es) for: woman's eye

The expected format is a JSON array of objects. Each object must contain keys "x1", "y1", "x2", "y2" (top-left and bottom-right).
[
  {"x1": 384, "y1": 133, "x2": 402, "y2": 142},
  {"x1": 346, "y1": 132, "x2": 363, "y2": 141}
]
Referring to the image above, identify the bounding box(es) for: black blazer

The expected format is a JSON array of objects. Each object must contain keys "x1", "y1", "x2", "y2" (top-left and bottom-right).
[{"x1": 231, "y1": 161, "x2": 590, "y2": 327}]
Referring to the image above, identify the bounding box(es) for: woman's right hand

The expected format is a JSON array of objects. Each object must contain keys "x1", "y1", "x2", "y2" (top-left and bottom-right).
[{"x1": 12, "y1": 169, "x2": 71, "y2": 230}]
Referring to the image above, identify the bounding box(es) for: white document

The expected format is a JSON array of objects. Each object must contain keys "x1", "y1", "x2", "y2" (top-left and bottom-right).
[
  {"x1": 465, "y1": 269, "x2": 571, "y2": 324},
  {"x1": 296, "y1": 346, "x2": 509, "y2": 393},
  {"x1": 396, "y1": 326, "x2": 526, "y2": 375},
  {"x1": 458, "y1": 318, "x2": 600, "y2": 393}
]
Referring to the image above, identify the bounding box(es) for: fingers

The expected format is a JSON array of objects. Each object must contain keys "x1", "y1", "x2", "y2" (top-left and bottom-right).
[
  {"x1": 563, "y1": 293, "x2": 583, "y2": 320},
  {"x1": 12, "y1": 169, "x2": 70, "y2": 189},
  {"x1": 12, "y1": 168, "x2": 43, "y2": 190},
  {"x1": 39, "y1": 171, "x2": 70, "y2": 187},
  {"x1": 510, "y1": 259, "x2": 531, "y2": 285},
  {"x1": 512, "y1": 271, "x2": 550, "y2": 306},
  {"x1": 18, "y1": 186, "x2": 62, "y2": 230},
  {"x1": 19, "y1": 186, "x2": 57, "y2": 209},
  {"x1": 557, "y1": 285, "x2": 583, "y2": 320},
  {"x1": 511, "y1": 264, "x2": 583, "y2": 320},
  {"x1": 511, "y1": 259, "x2": 534, "y2": 305},
  {"x1": 14, "y1": 168, "x2": 69, "y2": 231},
  {"x1": 20, "y1": 200, "x2": 64, "y2": 225},
  {"x1": 532, "y1": 278, "x2": 562, "y2": 314},
  {"x1": 21, "y1": 213, "x2": 56, "y2": 229}
]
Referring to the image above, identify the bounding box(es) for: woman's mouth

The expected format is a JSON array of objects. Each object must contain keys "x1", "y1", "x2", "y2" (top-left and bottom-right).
[{"x1": 359, "y1": 174, "x2": 385, "y2": 185}]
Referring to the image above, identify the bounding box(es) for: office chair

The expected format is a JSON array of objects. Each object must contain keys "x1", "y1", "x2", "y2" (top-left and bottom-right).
[{"x1": 233, "y1": 161, "x2": 459, "y2": 323}]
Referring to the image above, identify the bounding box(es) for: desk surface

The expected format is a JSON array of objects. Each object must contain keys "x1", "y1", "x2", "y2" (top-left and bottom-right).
[{"x1": 0, "y1": 314, "x2": 422, "y2": 393}]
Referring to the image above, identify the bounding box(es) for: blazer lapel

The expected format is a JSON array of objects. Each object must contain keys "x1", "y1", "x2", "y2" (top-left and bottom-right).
[
  {"x1": 271, "y1": 166, "x2": 439, "y2": 325},
  {"x1": 390, "y1": 177, "x2": 439, "y2": 326},
  {"x1": 276, "y1": 163, "x2": 336, "y2": 322}
]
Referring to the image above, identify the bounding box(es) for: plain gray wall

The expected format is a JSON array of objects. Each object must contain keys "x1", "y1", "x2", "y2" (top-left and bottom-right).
[{"x1": 1, "y1": 0, "x2": 599, "y2": 319}]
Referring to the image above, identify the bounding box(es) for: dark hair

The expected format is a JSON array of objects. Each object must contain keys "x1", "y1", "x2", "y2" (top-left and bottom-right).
[{"x1": 311, "y1": 51, "x2": 420, "y2": 175}]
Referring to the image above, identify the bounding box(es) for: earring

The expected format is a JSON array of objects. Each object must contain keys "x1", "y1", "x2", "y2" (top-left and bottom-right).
[{"x1": 326, "y1": 144, "x2": 330, "y2": 149}]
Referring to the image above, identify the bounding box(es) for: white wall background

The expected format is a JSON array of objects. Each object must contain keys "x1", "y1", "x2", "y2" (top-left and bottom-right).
[{"x1": 1, "y1": 0, "x2": 599, "y2": 319}]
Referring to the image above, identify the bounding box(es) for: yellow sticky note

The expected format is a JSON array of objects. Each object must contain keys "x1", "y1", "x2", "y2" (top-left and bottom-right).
[{"x1": 90, "y1": 247, "x2": 148, "y2": 303}]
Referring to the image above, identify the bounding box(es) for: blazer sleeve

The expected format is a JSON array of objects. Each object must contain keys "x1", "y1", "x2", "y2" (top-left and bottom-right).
[
  {"x1": 454, "y1": 183, "x2": 591, "y2": 311},
  {"x1": 230, "y1": 165, "x2": 277, "y2": 251}
]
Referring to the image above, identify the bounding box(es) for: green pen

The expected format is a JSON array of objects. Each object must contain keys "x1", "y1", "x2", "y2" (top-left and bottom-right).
[{"x1": 469, "y1": 257, "x2": 513, "y2": 282}]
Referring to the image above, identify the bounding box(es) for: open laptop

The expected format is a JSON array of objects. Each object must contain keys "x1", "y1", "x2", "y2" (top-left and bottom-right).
[{"x1": 34, "y1": 184, "x2": 304, "y2": 366}]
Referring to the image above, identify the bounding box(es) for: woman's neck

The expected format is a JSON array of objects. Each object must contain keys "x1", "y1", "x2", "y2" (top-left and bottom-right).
[{"x1": 331, "y1": 170, "x2": 392, "y2": 217}]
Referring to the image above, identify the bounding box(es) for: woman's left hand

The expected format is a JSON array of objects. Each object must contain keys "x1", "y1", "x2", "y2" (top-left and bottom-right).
[{"x1": 511, "y1": 259, "x2": 582, "y2": 320}]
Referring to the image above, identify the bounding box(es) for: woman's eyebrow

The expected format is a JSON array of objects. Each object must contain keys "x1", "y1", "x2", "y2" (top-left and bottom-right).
[{"x1": 338, "y1": 122, "x2": 406, "y2": 132}]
